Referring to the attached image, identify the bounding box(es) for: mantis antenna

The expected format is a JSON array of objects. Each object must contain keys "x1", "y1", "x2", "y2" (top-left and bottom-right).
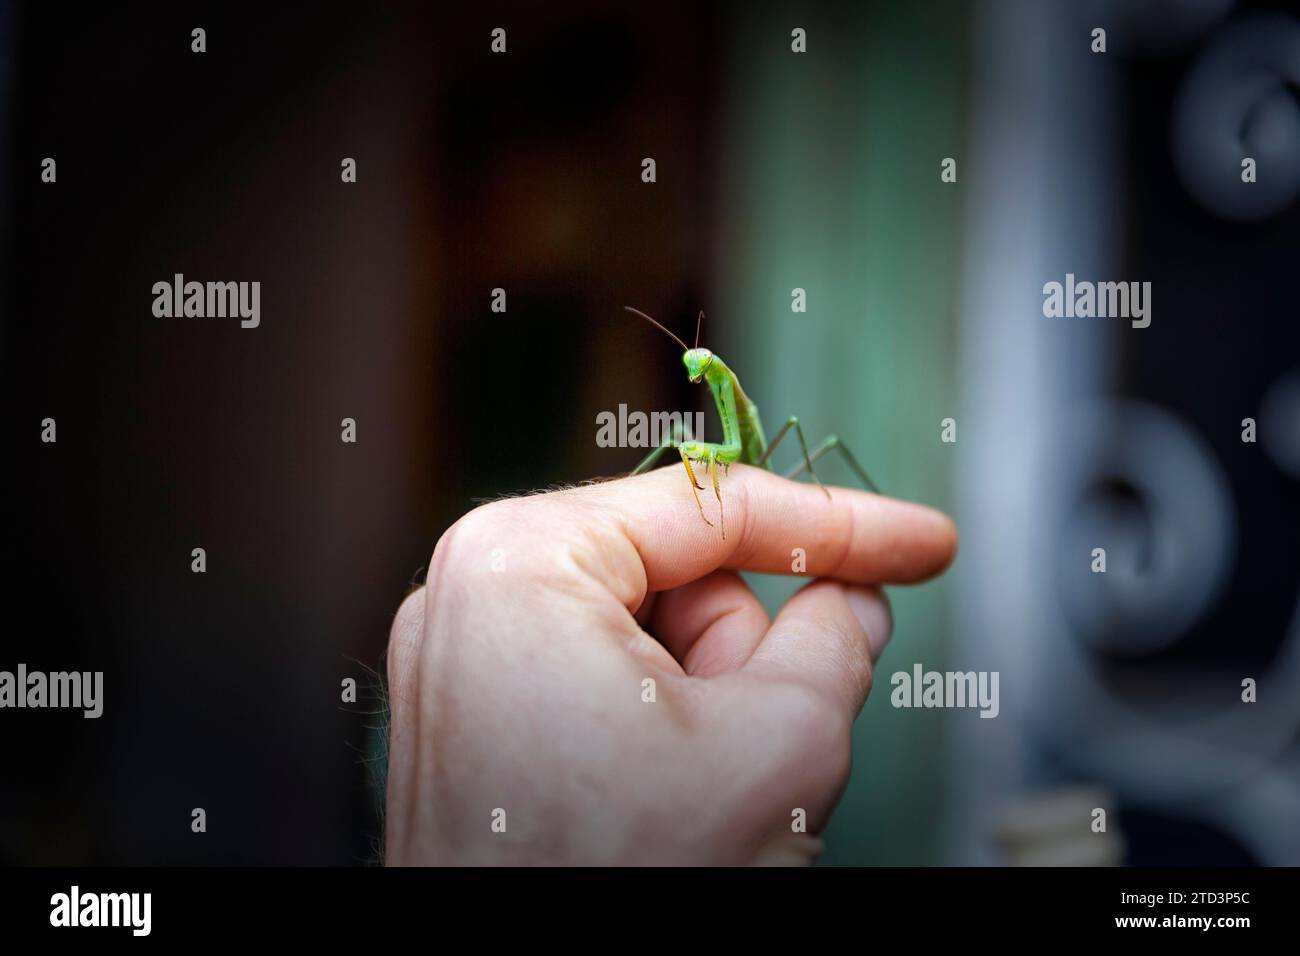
[
  {"x1": 624, "y1": 306, "x2": 689, "y2": 352},
  {"x1": 695, "y1": 310, "x2": 704, "y2": 349}
]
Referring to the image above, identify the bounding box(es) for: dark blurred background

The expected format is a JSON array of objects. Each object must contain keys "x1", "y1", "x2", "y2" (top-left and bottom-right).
[{"x1": 1, "y1": 0, "x2": 1298, "y2": 865}]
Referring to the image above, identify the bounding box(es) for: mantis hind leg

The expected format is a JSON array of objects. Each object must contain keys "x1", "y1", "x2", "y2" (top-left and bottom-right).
[
  {"x1": 760, "y1": 416, "x2": 881, "y2": 495},
  {"x1": 784, "y1": 434, "x2": 881, "y2": 494}
]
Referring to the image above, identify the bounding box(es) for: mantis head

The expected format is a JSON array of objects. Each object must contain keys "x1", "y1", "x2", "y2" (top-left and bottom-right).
[
  {"x1": 623, "y1": 306, "x2": 713, "y2": 382},
  {"x1": 683, "y1": 348, "x2": 714, "y2": 383}
]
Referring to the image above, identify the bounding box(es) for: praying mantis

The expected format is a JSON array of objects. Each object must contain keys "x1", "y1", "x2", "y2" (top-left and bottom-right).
[{"x1": 625, "y1": 306, "x2": 880, "y2": 539}]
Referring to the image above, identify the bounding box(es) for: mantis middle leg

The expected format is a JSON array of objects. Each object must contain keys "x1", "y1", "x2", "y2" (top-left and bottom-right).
[
  {"x1": 783, "y1": 433, "x2": 881, "y2": 494},
  {"x1": 760, "y1": 416, "x2": 881, "y2": 495}
]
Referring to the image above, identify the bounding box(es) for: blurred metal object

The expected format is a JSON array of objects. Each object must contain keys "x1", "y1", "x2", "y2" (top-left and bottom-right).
[
  {"x1": 1172, "y1": 14, "x2": 1300, "y2": 221},
  {"x1": 948, "y1": 0, "x2": 1120, "y2": 864},
  {"x1": 1032, "y1": 394, "x2": 1300, "y2": 804},
  {"x1": 951, "y1": 0, "x2": 1300, "y2": 867},
  {"x1": 1206, "y1": 760, "x2": 1300, "y2": 865},
  {"x1": 994, "y1": 786, "x2": 1124, "y2": 866},
  {"x1": 1083, "y1": 0, "x2": 1235, "y2": 57},
  {"x1": 1261, "y1": 369, "x2": 1300, "y2": 479},
  {"x1": 1054, "y1": 400, "x2": 1236, "y2": 656}
]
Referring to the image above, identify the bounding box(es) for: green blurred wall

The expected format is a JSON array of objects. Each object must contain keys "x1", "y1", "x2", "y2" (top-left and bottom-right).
[{"x1": 717, "y1": 0, "x2": 969, "y2": 864}]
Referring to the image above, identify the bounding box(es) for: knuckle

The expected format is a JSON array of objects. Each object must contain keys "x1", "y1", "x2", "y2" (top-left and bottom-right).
[
  {"x1": 390, "y1": 585, "x2": 425, "y2": 641},
  {"x1": 390, "y1": 500, "x2": 523, "y2": 688},
  {"x1": 442, "y1": 499, "x2": 516, "y2": 550},
  {"x1": 387, "y1": 586, "x2": 426, "y2": 688},
  {"x1": 430, "y1": 499, "x2": 520, "y2": 577}
]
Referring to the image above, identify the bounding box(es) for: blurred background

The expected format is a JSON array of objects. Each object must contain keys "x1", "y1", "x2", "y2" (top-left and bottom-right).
[{"x1": 1, "y1": 0, "x2": 1298, "y2": 865}]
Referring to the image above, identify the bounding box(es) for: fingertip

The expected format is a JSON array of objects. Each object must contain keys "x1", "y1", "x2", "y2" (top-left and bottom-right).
[
  {"x1": 843, "y1": 586, "x2": 892, "y2": 661},
  {"x1": 748, "y1": 579, "x2": 877, "y2": 716},
  {"x1": 930, "y1": 509, "x2": 960, "y2": 572},
  {"x1": 893, "y1": 502, "x2": 958, "y2": 579}
]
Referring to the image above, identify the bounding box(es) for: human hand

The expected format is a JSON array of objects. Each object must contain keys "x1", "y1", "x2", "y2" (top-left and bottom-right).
[{"x1": 384, "y1": 465, "x2": 957, "y2": 865}]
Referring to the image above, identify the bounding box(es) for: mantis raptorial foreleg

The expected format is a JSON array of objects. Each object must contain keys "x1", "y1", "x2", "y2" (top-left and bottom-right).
[
  {"x1": 783, "y1": 433, "x2": 881, "y2": 494},
  {"x1": 708, "y1": 452, "x2": 724, "y2": 539},
  {"x1": 679, "y1": 447, "x2": 713, "y2": 527},
  {"x1": 630, "y1": 419, "x2": 719, "y2": 528}
]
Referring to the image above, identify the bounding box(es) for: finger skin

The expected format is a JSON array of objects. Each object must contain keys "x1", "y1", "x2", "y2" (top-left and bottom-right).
[
  {"x1": 648, "y1": 571, "x2": 770, "y2": 675},
  {"x1": 385, "y1": 587, "x2": 426, "y2": 860},
  {"x1": 385, "y1": 466, "x2": 953, "y2": 864},
  {"x1": 418, "y1": 465, "x2": 952, "y2": 652},
  {"x1": 746, "y1": 579, "x2": 884, "y2": 720},
  {"x1": 845, "y1": 585, "x2": 893, "y2": 662},
  {"x1": 582, "y1": 464, "x2": 957, "y2": 601}
]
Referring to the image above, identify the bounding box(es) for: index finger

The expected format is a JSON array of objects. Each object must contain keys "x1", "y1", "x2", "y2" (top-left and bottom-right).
[{"x1": 580, "y1": 463, "x2": 958, "y2": 593}]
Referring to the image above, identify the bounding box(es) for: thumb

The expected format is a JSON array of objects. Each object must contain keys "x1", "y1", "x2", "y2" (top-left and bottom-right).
[{"x1": 744, "y1": 580, "x2": 892, "y2": 720}]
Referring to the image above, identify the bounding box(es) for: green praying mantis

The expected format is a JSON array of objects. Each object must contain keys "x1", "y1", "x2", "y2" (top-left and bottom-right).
[{"x1": 625, "y1": 306, "x2": 880, "y2": 539}]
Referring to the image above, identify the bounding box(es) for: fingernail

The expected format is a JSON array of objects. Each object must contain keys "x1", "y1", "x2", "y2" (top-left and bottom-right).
[{"x1": 845, "y1": 587, "x2": 893, "y2": 660}]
